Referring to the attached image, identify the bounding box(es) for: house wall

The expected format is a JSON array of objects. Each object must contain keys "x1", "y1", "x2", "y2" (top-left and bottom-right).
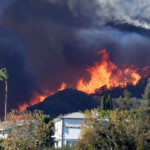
[
  {"x1": 53, "y1": 119, "x2": 63, "y2": 148},
  {"x1": 0, "y1": 129, "x2": 9, "y2": 139},
  {"x1": 53, "y1": 118, "x2": 83, "y2": 148},
  {"x1": 62, "y1": 118, "x2": 83, "y2": 146}
]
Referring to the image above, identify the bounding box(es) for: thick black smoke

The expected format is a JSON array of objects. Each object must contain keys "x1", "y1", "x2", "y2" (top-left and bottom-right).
[
  {"x1": 0, "y1": 26, "x2": 40, "y2": 118},
  {"x1": 0, "y1": 0, "x2": 14, "y2": 23},
  {"x1": 0, "y1": 0, "x2": 150, "y2": 112}
]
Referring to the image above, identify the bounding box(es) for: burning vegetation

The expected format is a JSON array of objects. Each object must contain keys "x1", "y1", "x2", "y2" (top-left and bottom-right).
[
  {"x1": 76, "y1": 49, "x2": 143, "y2": 94},
  {"x1": 18, "y1": 49, "x2": 150, "y2": 111},
  {"x1": 18, "y1": 83, "x2": 67, "y2": 111}
]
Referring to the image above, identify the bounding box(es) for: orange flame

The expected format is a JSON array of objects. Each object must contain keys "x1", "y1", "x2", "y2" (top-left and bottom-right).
[
  {"x1": 18, "y1": 82, "x2": 67, "y2": 111},
  {"x1": 76, "y1": 49, "x2": 142, "y2": 94},
  {"x1": 18, "y1": 49, "x2": 150, "y2": 111},
  {"x1": 57, "y1": 82, "x2": 67, "y2": 91},
  {"x1": 18, "y1": 93, "x2": 47, "y2": 111}
]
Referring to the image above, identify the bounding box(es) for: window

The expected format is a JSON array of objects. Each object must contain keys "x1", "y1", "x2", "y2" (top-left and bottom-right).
[
  {"x1": 65, "y1": 124, "x2": 80, "y2": 128},
  {"x1": 72, "y1": 141, "x2": 76, "y2": 146},
  {"x1": 4, "y1": 130, "x2": 8, "y2": 135},
  {"x1": 66, "y1": 140, "x2": 77, "y2": 147},
  {"x1": 0, "y1": 130, "x2": 2, "y2": 135}
]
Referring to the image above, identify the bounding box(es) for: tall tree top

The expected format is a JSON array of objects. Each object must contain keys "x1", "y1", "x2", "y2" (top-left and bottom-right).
[{"x1": 0, "y1": 68, "x2": 9, "y2": 80}]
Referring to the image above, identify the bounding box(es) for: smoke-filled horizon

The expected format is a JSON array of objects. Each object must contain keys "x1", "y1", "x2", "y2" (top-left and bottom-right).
[{"x1": 0, "y1": 0, "x2": 150, "y2": 115}]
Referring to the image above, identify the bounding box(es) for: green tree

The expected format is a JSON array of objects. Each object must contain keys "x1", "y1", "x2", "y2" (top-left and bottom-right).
[
  {"x1": 123, "y1": 89, "x2": 132, "y2": 100},
  {"x1": 136, "y1": 108, "x2": 150, "y2": 150},
  {"x1": 76, "y1": 109, "x2": 137, "y2": 150},
  {"x1": 107, "y1": 94, "x2": 113, "y2": 110},
  {"x1": 101, "y1": 96, "x2": 106, "y2": 110},
  {"x1": 117, "y1": 89, "x2": 133, "y2": 110},
  {"x1": 142, "y1": 78, "x2": 150, "y2": 107},
  {"x1": 1, "y1": 109, "x2": 54, "y2": 149},
  {"x1": 123, "y1": 89, "x2": 133, "y2": 110},
  {"x1": 0, "y1": 68, "x2": 9, "y2": 121}
]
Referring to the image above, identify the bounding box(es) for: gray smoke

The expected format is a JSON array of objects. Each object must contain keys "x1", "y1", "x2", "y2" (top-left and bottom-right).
[
  {"x1": 76, "y1": 27, "x2": 150, "y2": 67},
  {"x1": 66, "y1": 0, "x2": 150, "y2": 29}
]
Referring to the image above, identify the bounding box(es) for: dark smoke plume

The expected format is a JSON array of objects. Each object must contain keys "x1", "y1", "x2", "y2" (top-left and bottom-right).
[
  {"x1": 0, "y1": 26, "x2": 40, "y2": 118},
  {"x1": 0, "y1": 0, "x2": 150, "y2": 112},
  {"x1": 0, "y1": 0, "x2": 14, "y2": 23}
]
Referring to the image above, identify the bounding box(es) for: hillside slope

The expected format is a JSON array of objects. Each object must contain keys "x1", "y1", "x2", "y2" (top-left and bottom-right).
[{"x1": 29, "y1": 89, "x2": 99, "y2": 119}]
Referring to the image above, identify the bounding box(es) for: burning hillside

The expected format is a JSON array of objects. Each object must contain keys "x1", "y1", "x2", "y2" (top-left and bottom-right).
[
  {"x1": 18, "y1": 83, "x2": 67, "y2": 111},
  {"x1": 18, "y1": 49, "x2": 150, "y2": 111},
  {"x1": 76, "y1": 49, "x2": 143, "y2": 94},
  {"x1": 1, "y1": 0, "x2": 150, "y2": 119}
]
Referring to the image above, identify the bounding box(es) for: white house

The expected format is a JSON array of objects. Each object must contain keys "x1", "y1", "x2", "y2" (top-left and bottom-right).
[
  {"x1": 0, "y1": 120, "x2": 25, "y2": 139},
  {"x1": 0, "y1": 121, "x2": 13, "y2": 139},
  {"x1": 0, "y1": 126, "x2": 10, "y2": 139},
  {"x1": 53, "y1": 112, "x2": 85, "y2": 148}
]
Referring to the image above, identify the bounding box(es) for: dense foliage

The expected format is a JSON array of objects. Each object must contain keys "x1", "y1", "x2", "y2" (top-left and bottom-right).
[
  {"x1": 1, "y1": 110, "x2": 53, "y2": 150},
  {"x1": 1, "y1": 76, "x2": 150, "y2": 149},
  {"x1": 76, "y1": 79, "x2": 150, "y2": 150},
  {"x1": 100, "y1": 94, "x2": 113, "y2": 111},
  {"x1": 76, "y1": 108, "x2": 150, "y2": 150}
]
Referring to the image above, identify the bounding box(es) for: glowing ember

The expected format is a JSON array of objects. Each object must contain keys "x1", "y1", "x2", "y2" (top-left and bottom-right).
[{"x1": 76, "y1": 49, "x2": 142, "y2": 94}]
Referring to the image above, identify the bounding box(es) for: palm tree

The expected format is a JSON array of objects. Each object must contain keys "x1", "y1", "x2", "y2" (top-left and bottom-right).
[{"x1": 0, "y1": 68, "x2": 9, "y2": 121}]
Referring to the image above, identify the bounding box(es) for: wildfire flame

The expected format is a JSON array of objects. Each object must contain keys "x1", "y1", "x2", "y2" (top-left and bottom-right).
[
  {"x1": 76, "y1": 49, "x2": 142, "y2": 94},
  {"x1": 18, "y1": 93, "x2": 47, "y2": 111},
  {"x1": 19, "y1": 49, "x2": 150, "y2": 111},
  {"x1": 57, "y1": 82, "x2": 67, "y2": 91},
  {"x1": 18, "y1": 82, "x2": 67, "y2": 111}
]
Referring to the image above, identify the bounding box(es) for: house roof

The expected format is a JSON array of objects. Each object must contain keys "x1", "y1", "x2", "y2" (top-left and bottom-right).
[
  {"x1": 63, "y1": 112, "x2": 85, "y2": 119},
  {"x1": 54, "y1": 112, "x2": 85, "y2": 122}
]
